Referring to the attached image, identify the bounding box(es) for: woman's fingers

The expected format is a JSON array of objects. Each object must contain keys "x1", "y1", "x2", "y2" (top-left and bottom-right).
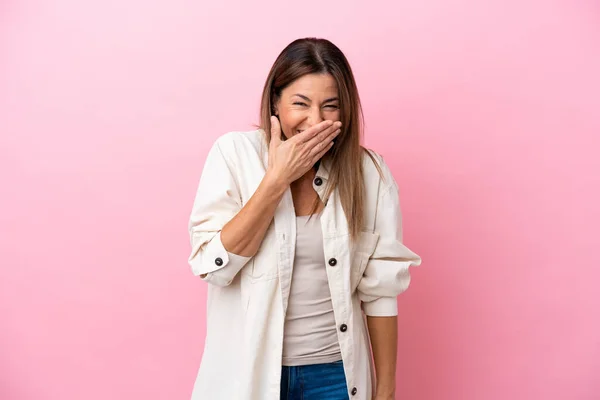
[
  {"x1": 293, "y1": 120, "x2": 334, "y2": 144},
  {"x1": 308, "y1": 128, "x2": 340, "y2": 159},
  {"x1": 304, "y1": 121, "x2": 341, "y2": 149},
  {"x1": 312, "y1": 139, "x2": 335, "y2": 165},
  {"x1": 269, "y1": 119, "x2": 341, "y2": 183}
]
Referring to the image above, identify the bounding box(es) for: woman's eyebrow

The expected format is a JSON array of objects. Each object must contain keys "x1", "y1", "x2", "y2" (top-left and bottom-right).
[
  {"x1": 292, "y1": 94, "x2": 311, "y2": 102},
  {"x1": 292, "y1": 94, "x2": 339, "y2": 103}
]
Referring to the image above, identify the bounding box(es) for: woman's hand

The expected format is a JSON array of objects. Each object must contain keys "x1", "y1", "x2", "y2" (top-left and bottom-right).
[{"x1": 266, "y1": 116, "x2": 341, "y2": 185}]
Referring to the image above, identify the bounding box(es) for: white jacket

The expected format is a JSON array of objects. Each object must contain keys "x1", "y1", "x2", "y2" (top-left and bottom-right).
[{"x1": 187, "y1": 129, "x2": 422, "y2": 400}]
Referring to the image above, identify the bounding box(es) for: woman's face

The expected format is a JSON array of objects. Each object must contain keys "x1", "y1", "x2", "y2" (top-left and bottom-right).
[{"x1": 274, "y1": 73, "x2": 341, "y2": 140}]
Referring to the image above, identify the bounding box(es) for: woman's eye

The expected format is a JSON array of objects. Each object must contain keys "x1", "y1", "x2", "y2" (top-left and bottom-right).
[
  {"x1": 324, "y1": 105, "x2": 339, "y2": 109},
  {"x1": 293, "y1": 102, "x2": 308, "y2": 106}
]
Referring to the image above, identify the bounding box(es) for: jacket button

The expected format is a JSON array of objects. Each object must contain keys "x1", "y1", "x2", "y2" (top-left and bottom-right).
[
  {"x1": 314, "y1": 177, "x2": 323, "y2": 186},
  {"x1": 340, "y1": 324, "x2": 348, "y2": 332},
  {"x1": 351, "y1": 387, "x2": 357, "y2": 395},
  {"x1": 328, "y1": 258, "x2": 337, "y2": 266},
  {"x1": 215, "y1": 257, "x2": 223, "y2": 266}
]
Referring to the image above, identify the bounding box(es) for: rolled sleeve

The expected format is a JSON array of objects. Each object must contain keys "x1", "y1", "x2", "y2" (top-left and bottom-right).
[
  {"x1": 190, "y1": 231, "x2": 252, "y2": 286},
  {"x1": 358, "y1": 173, "x2": 422, "y2": 317},
  {"x1": 362, "y1": 296, "x2": 399, "y2": 317},
  {"x1": 187, "y1": 135, "x2": 253, "y2": 287}
]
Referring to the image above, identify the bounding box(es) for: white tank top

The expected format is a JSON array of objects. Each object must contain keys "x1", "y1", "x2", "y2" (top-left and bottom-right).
[{"x1": 282, "y1": 214, "x2": 342, "y2": 366}]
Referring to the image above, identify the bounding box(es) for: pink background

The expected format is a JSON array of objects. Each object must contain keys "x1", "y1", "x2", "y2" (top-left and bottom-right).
[{"x1": 1, "y1": 0, "x2": 599, "y2": 399}]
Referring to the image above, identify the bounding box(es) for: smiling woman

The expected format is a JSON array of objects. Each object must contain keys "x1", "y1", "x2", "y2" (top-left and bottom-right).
[
  {"x1": 187, "y1": 38, "x2": 422, "y2": 400},
  {"x1": 259, "y1": 39, "x2": 368, "y2": 233}
]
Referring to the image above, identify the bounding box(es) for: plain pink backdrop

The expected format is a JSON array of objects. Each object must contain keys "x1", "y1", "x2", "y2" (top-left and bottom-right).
[{"x1": 1, "y1": 0, "x2": 599, "y2": 399}]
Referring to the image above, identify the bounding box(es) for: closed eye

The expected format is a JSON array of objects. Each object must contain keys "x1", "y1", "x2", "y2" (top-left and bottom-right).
[{"x1": 293, "y1": 102, "x2": 308, "y2": 106}]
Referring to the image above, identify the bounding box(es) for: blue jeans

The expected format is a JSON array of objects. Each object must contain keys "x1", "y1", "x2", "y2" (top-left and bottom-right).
[{"x1": 280, "y1": 360, "x2": 349, "y2": 400}]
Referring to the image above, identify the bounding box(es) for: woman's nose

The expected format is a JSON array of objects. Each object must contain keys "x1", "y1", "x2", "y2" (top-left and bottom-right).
[{"x1": 306, "y1": 107, "x2": 324, "y2": 125}]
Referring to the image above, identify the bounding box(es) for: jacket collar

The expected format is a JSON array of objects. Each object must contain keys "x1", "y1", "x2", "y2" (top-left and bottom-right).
[{"x1": 315, "y1": 157, "x2": 331, "y2": 182}]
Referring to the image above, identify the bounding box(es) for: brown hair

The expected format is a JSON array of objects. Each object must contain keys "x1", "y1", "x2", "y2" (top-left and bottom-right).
[{"x1": 259, "y1": 38, "x2": 382, "y2": 241}]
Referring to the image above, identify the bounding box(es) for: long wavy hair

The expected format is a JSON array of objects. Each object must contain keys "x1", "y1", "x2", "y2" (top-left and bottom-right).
[{"x1": 259, "y1": 38, "x2": 381, "y2": 241}]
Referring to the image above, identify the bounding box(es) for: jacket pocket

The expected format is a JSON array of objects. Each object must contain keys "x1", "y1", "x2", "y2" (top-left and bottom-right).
[
  {"x1": 240, "y1": 227, "x2": 279, "y2": 281},
  {"x1": 351, "y1": 231, "x2": 380, "y2": 291}
]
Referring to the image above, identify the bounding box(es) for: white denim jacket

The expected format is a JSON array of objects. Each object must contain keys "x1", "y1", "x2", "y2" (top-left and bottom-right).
[{"x1": 187, "y1": 129, "x2": 422, "y2": 400}]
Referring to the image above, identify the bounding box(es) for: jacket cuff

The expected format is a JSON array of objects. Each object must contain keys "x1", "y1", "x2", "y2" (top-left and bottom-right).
[
  {"x1": 195, "y1": 231, "x2": 252, "y2": 286},
  {"x1": 362, "y1": 296, "x2": 398, "y2": 317}
]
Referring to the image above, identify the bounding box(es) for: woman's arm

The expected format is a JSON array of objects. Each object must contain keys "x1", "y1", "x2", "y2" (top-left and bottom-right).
[
  {"x1": 222, "y1": 118, "x2": 340, "y2": 257},
  {"x1": 188, "y1": 118, "x2": 340, "y2": 284},
  {"x1": 219, "y1": 172, "x2": 287, "y2": 258},
  {"x1": 367, "y1": 316, "x2": 398, "y2": 399},
  {"x1": 357, "y1": 155, "x2": 422, "y2": 398}
]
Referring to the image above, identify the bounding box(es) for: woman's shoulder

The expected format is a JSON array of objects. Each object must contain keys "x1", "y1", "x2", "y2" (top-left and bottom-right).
[
  {"x1": 361, "y1": 147, "x2": 383, "y2": 166},
  {"x1": 361, "y1": 147, "x2": 393, "y2": 182},
  {"x1": 363, "y1": 147, "x2": 396, "y2": 195},
  {"x1": 212, "y1": 129, "x2": 266, "y2": 153},
  {"x1": 208, "y1": 129, "x2": 268, "y2": 169}
]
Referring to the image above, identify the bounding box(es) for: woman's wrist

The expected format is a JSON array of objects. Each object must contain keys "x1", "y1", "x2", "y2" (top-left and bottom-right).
[
  {"x1": 375, "y1": 384, "x2": 396, "y2": 396},
  {"x1": 263, "y1": 169, "x2": 289, "y2": 197}
]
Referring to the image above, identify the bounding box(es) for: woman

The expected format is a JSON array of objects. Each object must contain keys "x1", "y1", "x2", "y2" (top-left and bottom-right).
[{"x1": 187, "y1": 38, "x2": 422, "y2": 400}]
